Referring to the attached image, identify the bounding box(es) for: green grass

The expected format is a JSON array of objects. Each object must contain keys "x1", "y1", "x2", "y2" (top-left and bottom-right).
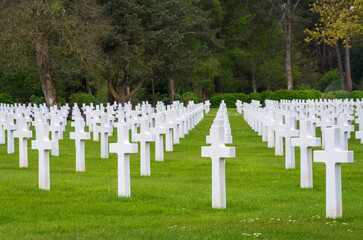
[{"x1": 0, "y1": 109, "x2": 362, "y2": 239}]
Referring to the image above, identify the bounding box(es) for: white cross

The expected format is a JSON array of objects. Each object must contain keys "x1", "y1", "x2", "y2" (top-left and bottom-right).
[
  {"x1": 132, "y1": 117, "x2": 155, "y2": 176},
  {"x1": 5, "y1": 113, "x2": 17, "y2": 154},
  {"x1": 274, "y1": 113, "x2": 285, "y2": 156},
  {"x1": 150, "y1": 114, "x2": 167, "y2": 161},
  {"x1": 201, "y1": 121, "x2": 235, "y2": 209},
  {"x1": 97, "y1": 114, "x2": 113, "y2": 159},
  {"x1": 91, "y1": 114, "x2": 101, "y2": 141},
  {"x1": 164, "y1": 111, "x2": 178, "y2": 152},
  {"x1": 70, "y1": 118, "x2": 90, "y2": 172},
  {"x1": 14, "y1": 117, "x2": 32, "y2": 168},
  {"x1": 0, "y1": 111, "x2": 6, "y2": 144},
  {"x1": 49, "y1": 113, "x2": 61, "y2": 157},
  {"x1": 235, "y1": 100, "x2": 243, "y2": 114},
  {"x1": 109, "y1": 123, "x2": 138, "y2": 197},
  {"x1": 278, "y1": 115, "x2": 299, "y2": 169},
  {"x1": 313, "y1": 127, "x2": 354, "y2": 218},
  {"x1": 317, "y1": 113, "x2": 335, "y2": 149},
  {"x1": 31, "y1": 122, "x2": 52, "y2": 190},
  {"x1": 337, "y1": 114, "x2": 354, "y2": 150},
  {"x1": 291, "y1": 119, "x2": 321, "y2": 188},
  {"x1": 204, "y1": 100, "x2": 211, "y2": 114}
]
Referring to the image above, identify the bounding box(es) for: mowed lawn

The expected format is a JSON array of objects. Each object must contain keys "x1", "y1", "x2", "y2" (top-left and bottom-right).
[{"x1": 0, "y1": 108, "x2": 362, "y2": 239}]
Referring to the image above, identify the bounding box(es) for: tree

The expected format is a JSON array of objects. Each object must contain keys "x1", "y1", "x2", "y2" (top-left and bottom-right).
[
  {"x1": 101, "y1": 0, "x2": 217, "y2": 104},
  {"x1": 0, "y1": 0, "x2": 107, "y2": 106},
  {"x1": 305, "y1": 0, "x2": 363, "y2": 91}
]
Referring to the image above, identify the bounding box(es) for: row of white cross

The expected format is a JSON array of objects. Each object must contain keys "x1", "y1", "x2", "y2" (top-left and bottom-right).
[
  {"x1": 0, "y1": 100, "x2": 211, "y2": 197},
  {"x1": 202, "y1": 101, "x2": 235, "y2": 209},
  {"x1": 237, "y1": 98, "x2": 361, "y2": 218}
]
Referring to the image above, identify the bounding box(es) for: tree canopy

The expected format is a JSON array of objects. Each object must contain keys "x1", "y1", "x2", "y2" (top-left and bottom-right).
[{"x1": 0, "y1": 0, "x2": 362, "y2": 105}]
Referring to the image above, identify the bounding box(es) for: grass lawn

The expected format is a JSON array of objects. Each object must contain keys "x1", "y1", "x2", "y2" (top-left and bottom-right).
[{"x1": 0, "y1": 108, "x2": 362, "y2": 239}]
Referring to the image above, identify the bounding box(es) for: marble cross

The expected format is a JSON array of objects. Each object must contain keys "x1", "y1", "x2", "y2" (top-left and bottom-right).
[
  {"x1": 337, "y1": 114, "x2": 354, "y2": 150},
  {"x1": 278, "y1": 115, "x2": 299, "y2": 169},
  {"x1": 109, "y1": 123, "x2": 138, "y2": 197},
  {"x1": 164, "y1": 112, "x2": 177, "y2": 152},
  {"x1": 5, "y1": 113, "x2": 17, "y2": 154},
  {"x1": 31, "y1": 122, "x2": 53, "y2": 190},
  {"x1": 205, "y1": 100, "x2": 211, "y2": 114},
  {"x1": 201, "y1": 120, "x2": 235, "y2": 209},
  {"x1": 49, "y1": 113, "x2": 61, "y2": 157},
  {"x1": 235, "y1": 100, "x2": 243, "y2": 114},
  {"x1": 150, "y1": 114, "x2": 167, "y2": 161},
  {"x1": 0, "y1": 111, "x2": 6, "y2": 144},
  {"x1": 355, "y1": 113, "x2": 363, "y2": 143},
  {"x1": 14, "y1": 117, "x2": 32, "y2": 168},
  {"x1": 291, "y1": 119, "x2": 321, "y2": 188},
  {"x1": 132, "y1": 117, "x2": 155, "y2": 176},
  {"x1": 274, "y1": 113, "x2": 285, "y2": 156},
  {"x1": 70, "y1": 118, "x2": 90, "y2": 172},
  {"x1": 313, "y1": 127, "x2": 354, "y2": 218},
  {"x1": 98, "y1": 114, "x2": 113, "y2": 159}
]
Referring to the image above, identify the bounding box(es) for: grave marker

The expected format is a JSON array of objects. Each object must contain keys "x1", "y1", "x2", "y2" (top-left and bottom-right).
[
  {"x1": 110, "y1": 123, "x2": 138, "y2": 197},
  {"x1": 313, "y1": 127, "x2": 354, "y2": 218}
]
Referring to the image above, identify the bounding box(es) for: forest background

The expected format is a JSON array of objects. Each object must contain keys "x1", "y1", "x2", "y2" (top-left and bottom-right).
[{"x1": 0, "y1": 0, "x2": 362, "y2": 107}]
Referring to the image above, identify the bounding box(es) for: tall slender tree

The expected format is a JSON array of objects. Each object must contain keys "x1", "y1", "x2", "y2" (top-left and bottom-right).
[
  {"x1": 305, "y1": 0, "x2": 363, "y2": 91},
  {"x1": 0, "y1": 0, "x2": 107, "y2": 106}
]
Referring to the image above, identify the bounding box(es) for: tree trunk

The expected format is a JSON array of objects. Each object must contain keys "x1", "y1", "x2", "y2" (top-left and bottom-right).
[
  {"x1": 315, "y1": 39, "x2": 323, "y2": 72},
  {"x1": 285, "y1": 0, "x2": 293, "y2": 90},
  {"x1": 85, "y1": 78, "x2": 92, "y2": 95},
  {"x1": 169, "y1": 77, "x2": 175, "y2": 103},
  {"x1": 108, "y1": 88, "x2": 114, "y2": 103},
  {"x1": 335, "y1": 41, "x2": 345, "y2": 90},
  {"x1": 344, "y1": 39, "x2": 352, "y2": 92},
  {"x1": 35, "y1": 35, "x2": 60, "y2": 107},
  {"x1": 214, "y1": 77, "x2": 223, "y2": 93}
]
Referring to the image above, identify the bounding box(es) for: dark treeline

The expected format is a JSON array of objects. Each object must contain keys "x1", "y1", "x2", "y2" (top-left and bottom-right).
[{"x1": 0, "y1": 0, "x2": 362, "y2": 106}]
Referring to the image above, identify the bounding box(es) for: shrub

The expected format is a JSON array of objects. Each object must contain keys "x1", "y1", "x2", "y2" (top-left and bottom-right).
[
  {"x1": 234, "y1": 93, "x2": 250, "y2": 103},
  {"x1": 210, "y1": 93, "x2": 237, "y2": 107},
  {"x1": 297, "y1": 90, "x2": 323, "y2": 100},
  {"x1": 248, "y1": 92, "x2": 261, "y2": 102},
  {"x1": 267, "y1": 90, "x2": 300, "y2": 101},
  {"x1": 352, "y1": 91, "x2": 363, "y2": 100},
  {"x1": 68, "y1": 93, "x2": 99, "y2": 106},
  {"x1": 181, "y1": 92, "x2": 199, "y2": 105},
  {"x1": 0, "y1": 93, "x2": 14, "y2": 104},
  {"x1": 322, "y1": 90, "x2": 353, "y2": 100},
  {"x1": 260, "y1": 91, "x2": 272, "y2": 103},
  {"x1": 315, "y1": 69, "x2": 341, "y2": 92},
  {"x1": 174, "y1": 93, "x2": 182, "y2": 102},
  {"x1": 29, "y1": 95, "x2": 46, "y2": 105}
]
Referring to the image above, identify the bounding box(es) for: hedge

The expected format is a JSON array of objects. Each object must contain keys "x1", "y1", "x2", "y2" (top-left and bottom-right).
[
  {"x1": 209, "y1": 90, "x2": 363, "y2": 107},
  {"x1": 0, "y1": 93, "x2": 14, "y2": 104}
]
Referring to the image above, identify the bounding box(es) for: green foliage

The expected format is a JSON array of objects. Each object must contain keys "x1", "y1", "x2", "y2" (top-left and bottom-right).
[
  {"x1": 260, "y1": 91, "x2": 272, "y2": 103},
  {"x1": 29, "y1": 95, "x2": 46, "y2": 105},
  {"x1": 322, "y1": 91, "x2": 354, "y2": 100},
  {"x1": 352, "y1": 90, "x2": 363, "y2": 100},
  {"x1": 268, "y1": 90, "x2": 300, "y2": 101},
  {"x1": 181, "y1": 92, "x2": 199, "y2": 105},
  {"x1": 248, "y1": 92, "x2": 262, "y2": 101},
  {"x1": 192, "y1": 57, "x2": 221, "y2": 96},
  {"x1": 234, "y1": 93, "x2": 250, "y2": 103},
  {"x1": 297, "y1": 90, "x2": 323, "y2": 100},
  {"x1": 315, "y1": 69, "x2": 341, "y2": 92},
  {"x1": 209, "y1": 89, "x2": 361, "y2": 104},
  {"x1": 68, "y1": 93, "x2": 99, "y2": 106},
  {"x1": 210, "y1": 93, "x2": 237, "y2": 107},
  {"x1": 0, "y1": 93, "x2": 14, "y2": 104},
  {"x1": 1, "y1": 66, "x2": 42, "y2": 103}
]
